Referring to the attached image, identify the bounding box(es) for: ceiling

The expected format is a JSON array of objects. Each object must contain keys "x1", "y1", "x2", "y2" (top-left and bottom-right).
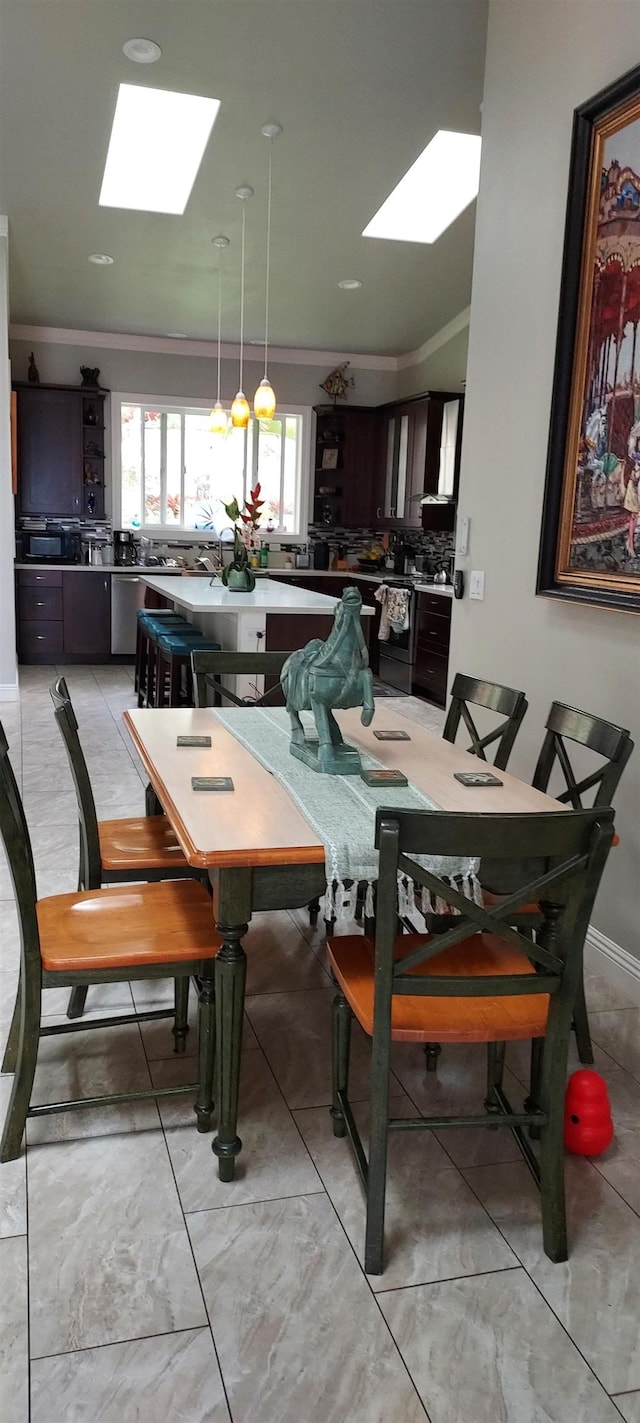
[{"x1": 0, "y1": 0, "x2": 488, "y2": 358}]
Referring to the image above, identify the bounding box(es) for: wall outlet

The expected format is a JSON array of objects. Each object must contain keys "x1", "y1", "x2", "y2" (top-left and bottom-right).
[
  {"x1": 469, "y1": 570, "x2": 485, "y2": 600},
  {"x1": 456, "y1": 516, "x2": 470, "y2": 556}
]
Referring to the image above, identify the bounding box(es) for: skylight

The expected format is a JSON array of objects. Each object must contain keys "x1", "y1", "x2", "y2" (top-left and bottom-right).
[
  {"x1": 363, "y1": 130, "x2": 482, "y2": 244},
  {"x1": 99, "y1": 84, "x2": 220, "y2": 215}
]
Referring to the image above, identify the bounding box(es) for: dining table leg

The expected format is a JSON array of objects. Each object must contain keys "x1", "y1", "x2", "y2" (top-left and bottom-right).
[{"x1": 211, "y1": 867, "x2": 252, "y2": 1181}]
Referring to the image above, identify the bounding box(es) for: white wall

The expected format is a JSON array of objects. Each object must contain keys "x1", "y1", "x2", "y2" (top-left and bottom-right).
[
  {"x1": 0, "y1": 220, "x2": 17, "y2": 699},
  {"x1": 451, "y1": 1, "x2": 640, "y2": 957}
]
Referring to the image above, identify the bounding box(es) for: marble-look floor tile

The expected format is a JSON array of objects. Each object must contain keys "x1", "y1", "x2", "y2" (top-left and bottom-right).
[
  {"x1": 584, "y1": 966, "x2": 637, "y2": 1013},
  {"x1": 505, "y1": 1032, "x2": 617, "y2": 1085},
  {"x1": 295, "y1": 1096, "x2": 515, "y2": 1290},
  {"x1": 589, "y1": 1009, "x2": 640, "y2": 1083},
  {"x1": 380, "y1": 1267, "x2": 620, "y2": 1423},
  {"x1": 0, "y1": 899, "x2": 20, "y2": 977},
  {"x1": 390, "y1": 1040, "x2": 525, "y2": 1168},
  {"x1": 246, "y1": 986, "x2": 401, "y2": 1109},
  {"x1": 188, "y1": 1194, "x2": 426, "y2": 1423},
  {"x1": 26, "y1": 1020, "x2": 158, "y2": 1145},
  {"x1": 28, "y1": 1129, "x2": 207, "y2": 1357},
  {"x1": 591, "y1": 1068, "x2": 640, "y2": 1216},
  {"x1": 464, "y1": 1156, "x2": 640, "y2": 1393},
  {"x1": 244, "y1": 911, "x2": 330, "y2": 995},
  {"x1": 0, "y1": 1235, "x2": 28, "y2": 1423},
  {"x1": 612, "y1": 1393, "x2": 640, "y2": 1423},
  {"x1": 30, "y1": 1326, "x2": 230, "y2": 1423},
  {"x1": 153, "y1": 1047, "x2": 322, "y2": 1212},
  {"x1": 0, "y1": 1077, "x2": 26, "y2": 1235}
]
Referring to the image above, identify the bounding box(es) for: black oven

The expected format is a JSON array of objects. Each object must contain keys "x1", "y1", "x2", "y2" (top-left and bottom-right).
[{"x1": 21, "y1": 527, "x2": 82, "y2": 564}]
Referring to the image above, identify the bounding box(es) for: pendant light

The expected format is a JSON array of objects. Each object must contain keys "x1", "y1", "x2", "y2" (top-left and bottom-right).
[
  {"x1": 209, "y1": 234, "x2": 229, "y2": 435},
  {"x1": 231, "y1": 185, "x2": 253, "y2": 429},
  {"x1": 254, "y1": 123, "x2": 281, "y2": 420}
]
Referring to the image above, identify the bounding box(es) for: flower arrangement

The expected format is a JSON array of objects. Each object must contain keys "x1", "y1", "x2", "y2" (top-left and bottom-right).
[{"x1": 221, "y1": 484, "x2": 264, "y2": 587}]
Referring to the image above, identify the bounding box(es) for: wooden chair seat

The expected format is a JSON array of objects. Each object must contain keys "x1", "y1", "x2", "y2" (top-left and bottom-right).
[
  {"x1": 37, "y1": 878, "x2": 220, "y2": 973},
  {"x1": 98, "y1": 814, "x2": 188, "y2": 872},
  {"x1": 329, "y1": 932, "x2": 549, "y2": 1043}
]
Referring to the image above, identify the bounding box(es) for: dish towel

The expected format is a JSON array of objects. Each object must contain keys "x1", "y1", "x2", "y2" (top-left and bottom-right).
[
  {"x1": 375, "y1": 584, "x2": 411, "y2": 640},
  {"x1": 213, "y1": 705, "x2": 481, "y2": 920}
]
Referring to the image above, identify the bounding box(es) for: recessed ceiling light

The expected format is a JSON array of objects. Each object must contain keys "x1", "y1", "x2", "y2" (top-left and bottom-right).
[
  {"x1": 99, "y1": 84, "x2": 220, "y2": 215},
  {"x1": 338, "y1": 278, "x2": 362, "y2": 290},
  {"x1": 363, "y1": 130, "x2": 482, "y2": 244},
  {"x1": 122, "y1": 38, "x2": 162, "y2": 64},
  {"x1": 88, "y1": 253, "x2": 114, "y2": 265}
]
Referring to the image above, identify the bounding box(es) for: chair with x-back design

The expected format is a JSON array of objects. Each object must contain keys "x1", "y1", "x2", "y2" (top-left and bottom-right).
[
  {"x1": 442, "y1": 674, "x2": 528, "y2": 771},
  {"x1": 329, "y1": 804, "x2": 615, "y2": 1275},
  {"x1": 191, "y1": 649, "x2": 293, "y2": 709}
]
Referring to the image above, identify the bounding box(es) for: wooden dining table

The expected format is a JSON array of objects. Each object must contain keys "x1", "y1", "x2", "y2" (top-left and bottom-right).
[{"x1": 124, "y1": 704, "x2": 562, "y2": 1180}]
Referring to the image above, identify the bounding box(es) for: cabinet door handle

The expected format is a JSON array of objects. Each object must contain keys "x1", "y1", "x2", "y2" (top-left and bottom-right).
[
  {"x1": 36, "y1": 601, "x2": 44, "y2": 606},
  {"x1": 36, "y1": 635, "x2": 46, "y2": 641},
  {"x1": 376, "y1": 506, "x2": 382, "y2": 519}
]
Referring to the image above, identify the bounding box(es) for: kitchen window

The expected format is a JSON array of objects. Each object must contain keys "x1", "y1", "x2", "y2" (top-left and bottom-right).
[{"x1": 112, "y1": 395, "x2": 310, "y2": 537}]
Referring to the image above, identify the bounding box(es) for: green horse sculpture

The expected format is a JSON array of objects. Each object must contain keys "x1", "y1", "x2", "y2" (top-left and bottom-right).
[{"x1": 281, "y1": 586, "x2": 375, "y2": 774}]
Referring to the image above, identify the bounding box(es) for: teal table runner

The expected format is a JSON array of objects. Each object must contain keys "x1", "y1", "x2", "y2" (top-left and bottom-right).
[{"x1": 214, "y1": 706, "x2": 480, "y2": 919}]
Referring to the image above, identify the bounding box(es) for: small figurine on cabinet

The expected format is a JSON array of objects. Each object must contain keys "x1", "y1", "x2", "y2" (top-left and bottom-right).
[
  {"x1": 27, "y1": 352, "x2": 40, "y2": 384},
  {"x1": 80, "y1": 366, "x2": 101, "y2": 388}
]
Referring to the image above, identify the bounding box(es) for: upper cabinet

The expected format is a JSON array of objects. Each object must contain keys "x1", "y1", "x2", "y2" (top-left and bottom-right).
[
  {"x1": 375, "y1": 393, "x2": 463, "y2": 531},
  {"x1": 13, "y1": 384, "x2": 107, "y2": 520},
  {"x1": 312, "y1": 404, "x2": 381, "y2": 529}
]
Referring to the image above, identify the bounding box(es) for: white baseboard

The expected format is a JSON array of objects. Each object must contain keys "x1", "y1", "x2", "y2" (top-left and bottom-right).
[
  {"x1": 585, "y1": 926, "x2": 640, "y2": 1007},
  {"x1": 0, "y1": 682, "x2": 19, "y2": 702}
]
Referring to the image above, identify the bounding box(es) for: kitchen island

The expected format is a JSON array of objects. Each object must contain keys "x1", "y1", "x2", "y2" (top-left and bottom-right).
[{"x1": 140, "y1": 574, "x2": 373, "y2": 698}]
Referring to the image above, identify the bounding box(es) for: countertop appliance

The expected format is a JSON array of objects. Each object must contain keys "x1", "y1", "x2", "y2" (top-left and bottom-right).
[
  {"x1": 21, "y1": 525, "x2": 82, "y2": 564},
  {"x1": 113, "y1": 530, "x2": 136, "y2": 566},
  {"x1": 312, "y1": 539, "x2": 330, "y2": 570},
  {"x1": 111, "y1": 574, "x2": 145, "y2": 655},
  {"x1": 376, "y1": 577, "x2": 417, "y2": 695}
]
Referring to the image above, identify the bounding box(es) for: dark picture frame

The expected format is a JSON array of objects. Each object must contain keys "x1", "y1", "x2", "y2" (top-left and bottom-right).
[{"x1": 537, "y1": 64, "x2": 640, "y2": 615}]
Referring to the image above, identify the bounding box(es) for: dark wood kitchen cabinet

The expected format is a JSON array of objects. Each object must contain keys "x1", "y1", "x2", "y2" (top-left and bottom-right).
[
  {"x1": 413, "y1": 589, "x2": 452, "y2": 706},
  {"x1": 16, "y1": 569, "x2": 111, "y2": 663},
  {"x1": 313, "y1": 405, "x2": 380, "y2": 529},
  {"x1": 375, "y1": 393, "x2": 462, "y2": 531},
  {"x1": 14, "y1": 383, "x2": 106, "y2": 520},
  {"x1": 62, "y1": 572, "x2": 111, "y2": 658}
]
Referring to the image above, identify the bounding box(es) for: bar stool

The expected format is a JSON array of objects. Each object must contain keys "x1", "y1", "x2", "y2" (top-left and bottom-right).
[
  {"x1": 135, "y1": 609, "x2": 186, "y2": 696},
  {"x1": 137, "y1": 613, "x2": 189, "y2": 708},
  {"x1": 154, "y1": 631, "x2": 221, "y2": 708}
]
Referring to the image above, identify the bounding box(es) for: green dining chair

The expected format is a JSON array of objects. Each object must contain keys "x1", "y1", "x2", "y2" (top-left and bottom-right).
[{"x1": 328, "y1": 803, "x2": 614, "y2": 1275}]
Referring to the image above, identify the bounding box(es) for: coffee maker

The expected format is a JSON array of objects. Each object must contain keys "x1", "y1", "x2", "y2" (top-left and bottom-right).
[{"x1": 113, "y1": 530, "x2": 136, "y2": 566}]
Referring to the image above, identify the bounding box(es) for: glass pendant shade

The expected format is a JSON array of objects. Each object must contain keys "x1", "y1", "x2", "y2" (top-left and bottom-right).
[
  {"x1": 231, "y1": 390, "x2": 250, "y2": 428},
  {"x1": 209, "y1": 401, "x2": 227, "y2": 435},
  {"x1": 253, "y1": 377, "x2": 276, "y2": 420}
]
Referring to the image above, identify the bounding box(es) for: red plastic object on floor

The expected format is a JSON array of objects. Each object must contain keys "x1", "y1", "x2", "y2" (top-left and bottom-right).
[{"x1": 564, "y1": 1070, "x2": 613, "y2": 1155}]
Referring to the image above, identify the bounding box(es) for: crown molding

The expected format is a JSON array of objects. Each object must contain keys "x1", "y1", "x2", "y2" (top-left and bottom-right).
[
  {"x1": 396, "y1": 307, "x2": 471, "y2": 371},
  {"x1": 8, "y1": 308, "x2": 470, "y2": 373}
]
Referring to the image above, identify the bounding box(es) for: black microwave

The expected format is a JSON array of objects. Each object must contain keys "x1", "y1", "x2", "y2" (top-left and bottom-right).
[{"x1": 21, "y1": 527, "x2": 82, "y2": 564}]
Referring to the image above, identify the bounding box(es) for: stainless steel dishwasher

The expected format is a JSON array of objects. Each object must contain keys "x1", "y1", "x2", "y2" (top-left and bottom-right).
[{"x1": 111, "y1": 574, "x2": 146, "y2": 655}]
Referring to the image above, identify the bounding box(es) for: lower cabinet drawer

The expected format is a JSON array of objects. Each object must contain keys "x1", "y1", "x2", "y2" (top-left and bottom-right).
[
  {"x1": 18, "y1": 586, "x2": 63, "y2": 621},
  {"x1": 17, "y1": 620, "x2": 64, "y2": 664},
  {"x1": 16, "y1": 569, "x2": 63, "y2": 589},
  {"x1": 413, "y1": 648, "x2": 448, "y2": 702}
]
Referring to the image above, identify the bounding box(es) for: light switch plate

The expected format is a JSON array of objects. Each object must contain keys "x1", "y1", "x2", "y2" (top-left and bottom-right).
[
  {"x1": 456, "y1": 515, "x2": 470, "y2": 556},
  {"x1": 469, "y1": 570, "x2": 485, "y2": 600}
]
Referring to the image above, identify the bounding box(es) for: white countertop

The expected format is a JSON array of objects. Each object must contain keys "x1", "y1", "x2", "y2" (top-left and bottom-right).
[
  {"x1": 414, "y1": 583, "x2": 453, "y2": 597},
  {"x1": 141, "y1": 573, "x2": 374, "y2": 616}
]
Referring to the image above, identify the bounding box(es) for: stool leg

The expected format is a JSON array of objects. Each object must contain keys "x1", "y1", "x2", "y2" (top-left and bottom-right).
[
  {"x1": 169, "y1": 652, "x2": 182, "y2": 708},
  {"x1": 154, "y1": 649, "x2": 166, "y2": 708}
]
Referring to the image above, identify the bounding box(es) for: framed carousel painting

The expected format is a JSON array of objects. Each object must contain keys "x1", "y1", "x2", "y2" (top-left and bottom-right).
[{"x1": 537, "y1": 63, "x2": 640, "y2": 614}]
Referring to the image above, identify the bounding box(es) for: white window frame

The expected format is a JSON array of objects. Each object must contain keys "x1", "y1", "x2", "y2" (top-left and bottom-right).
[{"x1": 111, "y1": 391, "x2": 312, "y2": 541}]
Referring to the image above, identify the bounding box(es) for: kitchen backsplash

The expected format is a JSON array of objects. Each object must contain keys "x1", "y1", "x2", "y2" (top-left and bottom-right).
[{"x1": 307, "y1": 526, "x2": 455, "y2": 561}]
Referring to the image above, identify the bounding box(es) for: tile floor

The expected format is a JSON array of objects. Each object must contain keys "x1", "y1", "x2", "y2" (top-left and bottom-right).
[{"x1": 0, "y1": 666, "x2": 639, "y2": 1422}]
